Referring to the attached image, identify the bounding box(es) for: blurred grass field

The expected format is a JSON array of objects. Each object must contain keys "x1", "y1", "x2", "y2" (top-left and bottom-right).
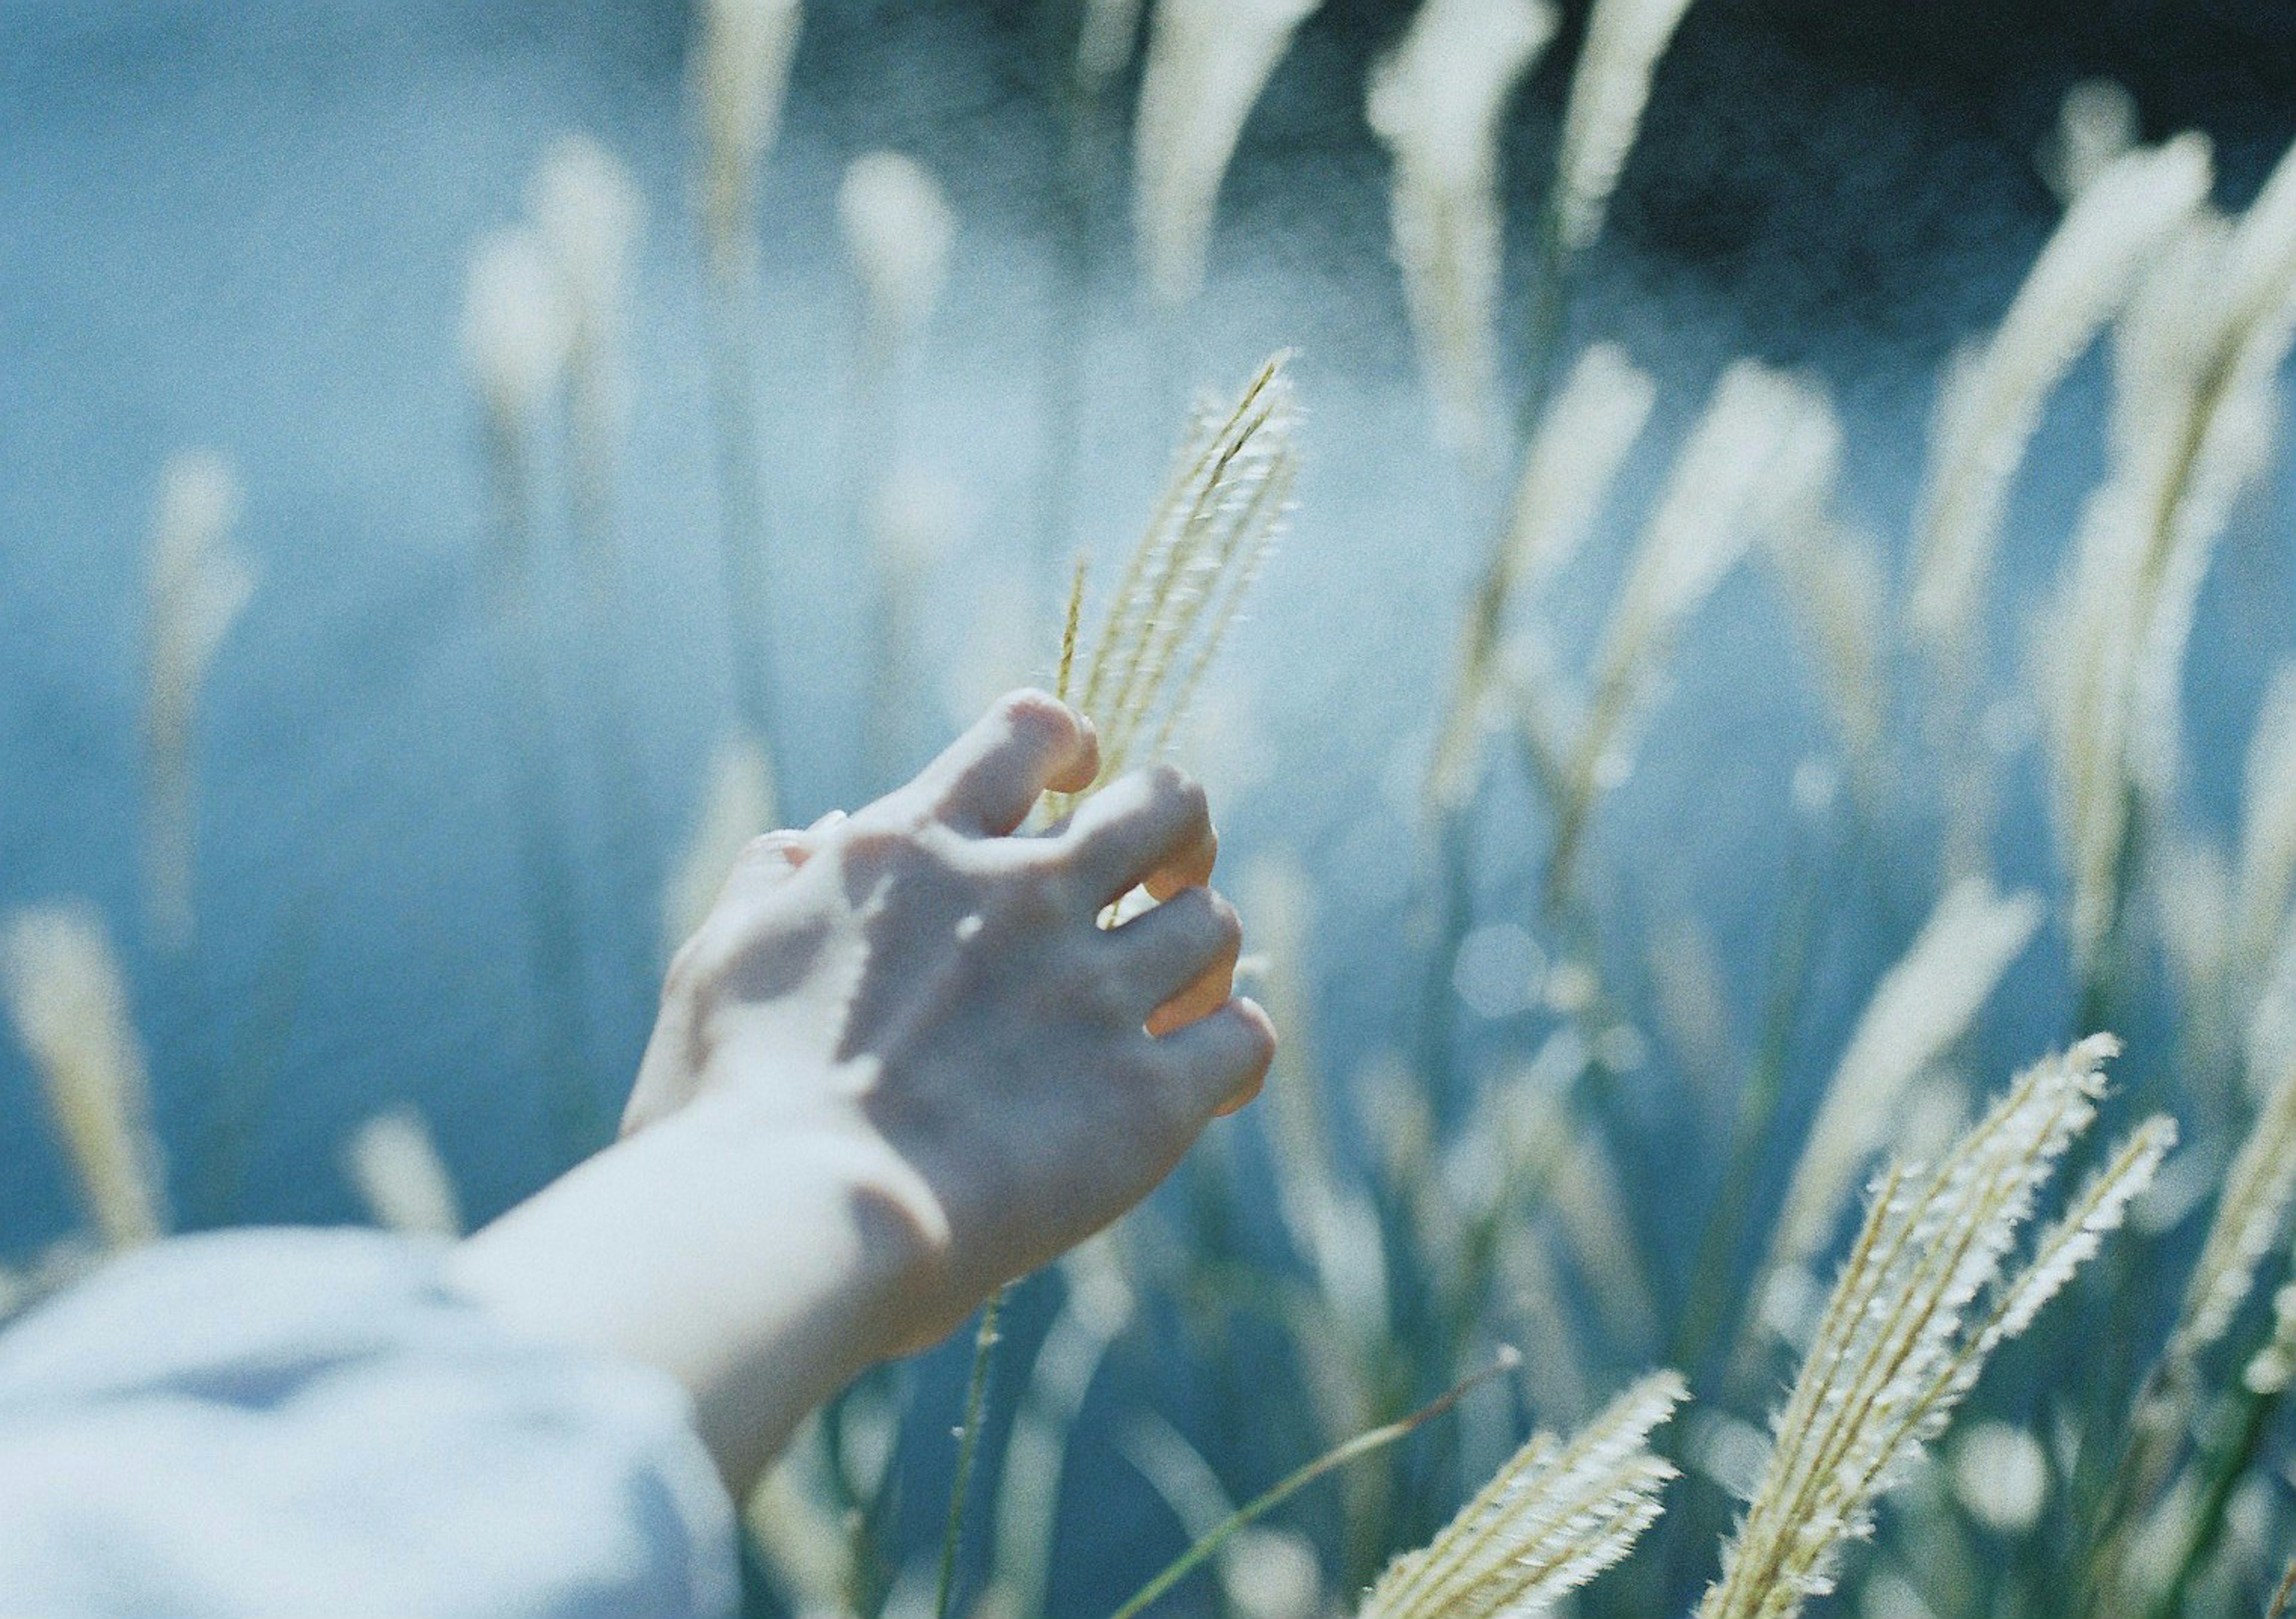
[{"x1": 5, "y1": 2, "x2": 2296, "y2": 1617}]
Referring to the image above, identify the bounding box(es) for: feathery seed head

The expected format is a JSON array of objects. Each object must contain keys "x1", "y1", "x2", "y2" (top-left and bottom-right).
[
  {"x1": 1764, "y1": 879, "x2": 2042, "y2": 1280},
  {"x1": 2233, "y1": 668, "x2": 2296, "y2": 975},
  {"x1": 2038, "y1": 80, "x2": 2139, "y2": 203},
  {"x1": 2, "y1": 905, "x2": 167, "y2": 1250},
  {"x1": 1700, "y1": 1038, "x2": 2155, "y2": 1619},
  {"x1": 1909, "y1": 134, "x2": 2210, "y2": 655},
  {"x1": 1549, "y1": 0, "x2": 1696, "y2": 255},
  {"x1": 346, "y1": 1108, "x2": 464, "y2": 1238},
  {"x1": 839, "y1": 151, "x2": 955, "y2": 355},
  {"x1": 1054, "y1": 353, "x2": 1298, "y2": 807},
  {"x1": 1132, "y1": 0, "x2": 1322, "y2": 306},
  {"x1": 462, "y1": 228, "x2": 571, "y2": 436},
  {"x1": 1360, "y1": 1370, "x2": 1684, "y2": 1619},
  {"x1": 1367, "y1": 0, "x2": 1558, "y2": 465},
  {"x1": 693, "y1": 0, "x2": 803, "y2": 270},
  {"x1": 530, "y1": 135, "x2": 643, "y2": 342},
  {"x1": 145, "y1": 451, "x2": 254, "y2": 948}
]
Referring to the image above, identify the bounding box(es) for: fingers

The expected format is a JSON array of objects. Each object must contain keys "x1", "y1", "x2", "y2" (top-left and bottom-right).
[
  {"x1": 1149, "y1": 996, "x2": 1277, "y2": 1120},
  {"x1": 1142, "y1": 818, "x2": 1217, "y2": 903},
  {"x1": 1061, "y1": 763, "x2": 1212, "y2": 907},
  {"x1": 713, "y1": 811, "x2": 845, "y2": 912},
  {"x1": 1105, "y1": 885, "x2": 1241, "y2": 1030},
  {"x1": 906, "y1": 690, "x2": 1099, "y2": 836}
]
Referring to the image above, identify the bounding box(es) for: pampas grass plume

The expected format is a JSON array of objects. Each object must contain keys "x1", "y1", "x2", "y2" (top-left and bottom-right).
[
  {"x1": 694, "y1": 0, "x2": 803, "y2": 273},
  {"x1": 1907, "y1": 134, "x2": 2209, "y2": 656},
  {"x1": 1058, "y1": 353, "x2": 1298, "y2": 802},
  {"x1": 2, "y1": 905, "x2": 167, "y2": 1250},
  {"x1": 1358, "y1": 1370, "x2": 1684, "y2": 1619},
  {"x1": 1763, "y1": 878, "x2": 2042, "y2": 1280},
  {"x1": 462, "y1": 228, "x2": 572, "y2": 481},
  {"x1": 2038, "y1": 80, "x2": 2139, "y2": 204},
  {"x1": 1548, "y1": 0, "x2": 1696, "y2": 255},
  {"x1": 1428, "y1": 341, "x2": 1652, "y2": 810},
  {"x1": 530, "y1": 135, "x2": 643, "y2": 359},
  {"x1": 1699, "y1": 1037, "x2": 2168, "y2": 1619},
  {"x1": 1132, "y1": 0, "x2": 1321, "y2": 306},
  {"x1": 346, "y1": 1108, "x2": 464, "y2": 1238},
  {"x1": 839, "y1": 151, "x2": 954, "y2": 358},
  {"x1": 2236, "y1": 667, "x2": 2296, "y2": 975},
  {"x1": 1367, "y1": 0, "x2": 1559, "y2": 466},
  {"x1": 145, "y1": 450, "x2": 254, "y2": 948}
]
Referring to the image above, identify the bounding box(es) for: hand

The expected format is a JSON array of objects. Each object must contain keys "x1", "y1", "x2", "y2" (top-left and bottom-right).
[
  {"x1": 451, "y1": 692, "x2": 1273, "y2": 1491},
  {"x1": 625, "y1": 689, "x2": 1275, "y2": 1349}
]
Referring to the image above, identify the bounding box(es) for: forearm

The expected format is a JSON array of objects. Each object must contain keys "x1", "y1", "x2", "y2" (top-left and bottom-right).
[{"x1": 445, "y1": 1090, "x2": 936, "y2": 1495}]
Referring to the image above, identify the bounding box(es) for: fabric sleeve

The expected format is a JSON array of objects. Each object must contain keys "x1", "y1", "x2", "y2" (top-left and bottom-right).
[{"x1": 0, "y1": 1226, "x2": 740, "y2": 1619}]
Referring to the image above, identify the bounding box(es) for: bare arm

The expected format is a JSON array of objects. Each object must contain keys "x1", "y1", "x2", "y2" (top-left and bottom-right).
[{"x1": 446, "y1": 691, "x2": 1274, "y2": 1495}]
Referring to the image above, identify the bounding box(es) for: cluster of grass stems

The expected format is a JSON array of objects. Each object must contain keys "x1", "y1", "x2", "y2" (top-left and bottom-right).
[{"x1": 7, "y1": 5, "x2": 2296, "y2": 1619}]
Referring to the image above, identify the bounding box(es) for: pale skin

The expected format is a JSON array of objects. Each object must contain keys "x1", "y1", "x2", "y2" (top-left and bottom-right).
[{"x1": 447, "y1": 690, "x2": 1276, "y2": 1496}]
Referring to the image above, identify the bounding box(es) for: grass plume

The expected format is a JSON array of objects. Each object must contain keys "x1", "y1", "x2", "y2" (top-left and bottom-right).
[
  {"x1": 1132, "y1": 0, "x2": 1322, "y2": 306},
  {"x1": 1367, "y1": 0, "x2": 1559, "y2": 469},
  {"x1": 1359, "y1": 1370, "x2": 1683, "y2": 1619},
  {"x1": 345, "y1": 1108, "x2": 464, "y2": 1238},
  {"x1": 1699, "y1": 1037, "x2": 2169, "y2": 1619},
  {"x1": 1761, "y1": 879, "x2": 2042, "y2": 1288},
  {"x1": 1548, "y1": 0, "x2": 1696, "y2": 256},
  {"x1": 2, "y1": 905, "x2": 167, "y2": 1250},
  {"x1": 144, "y1": 451, "x2": 254, "y2": 950},
  {"x1": 1053, "y1": 352, "x2": 1299, "y2": 808}
]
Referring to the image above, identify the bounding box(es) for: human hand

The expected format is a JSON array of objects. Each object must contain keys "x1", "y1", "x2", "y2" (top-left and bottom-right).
[{"x1": 627, "y1": 689, "x2": 1275, "y2": 1350}]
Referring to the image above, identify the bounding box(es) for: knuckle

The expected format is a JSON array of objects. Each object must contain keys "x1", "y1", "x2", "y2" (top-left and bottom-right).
[
  {"x1": 1208, "y1": 892, "x2": 1244, "y2": 955},
  {"x1": 1150, "y1": 762, "x2": 1208, "y2": 821}
]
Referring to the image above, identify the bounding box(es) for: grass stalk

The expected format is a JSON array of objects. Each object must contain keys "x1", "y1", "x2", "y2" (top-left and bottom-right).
[
  {"x1": 1106, "y1": 1349, "x2": 1521, "y2": 1619},
  {"x1": 936, "y1": 1285, "x2": 1009, "y2": 1619}
]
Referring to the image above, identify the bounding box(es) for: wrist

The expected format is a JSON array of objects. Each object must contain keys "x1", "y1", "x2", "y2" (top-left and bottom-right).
[{"x1": 448, "y1": 1088, "x2": 944, "y2": 1493}]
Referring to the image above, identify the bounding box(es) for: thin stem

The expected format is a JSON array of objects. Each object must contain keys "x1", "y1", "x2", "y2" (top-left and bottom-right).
[
  {"x1": 704, "y1": 254, "x2": 783, "y2": 767},
  {"x1": 936, "y1": 1285, "x2": 1009, "y2": 1619},
  {"x1": 1106, "y1": 1349, "x2": 1521, "y2": 1619}
]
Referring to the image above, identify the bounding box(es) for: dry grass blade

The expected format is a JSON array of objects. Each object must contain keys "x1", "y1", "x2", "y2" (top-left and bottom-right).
[
  {"x1": 1367, "y1": 0, "x2": 1559, "y2": 468},
  {"x1": 144, "y1": 450, "x2": 255, "y2": 948},
  {"x1": 1052, "y1": 353, "x2": 1299, "y2": 814},
  {"x1": 345, "y1": 1108, "x2": 464, "y2": 1238},
  {"x1": 1358, "y1": 1370, "x2": 1684, "y2": 1619},
  {"x1": 2, "y1": 905, "x2": 167, "y2": 1250},
  {"x1": 1699, "y1": 1037, "x2": 2164, "y2": 1619},
  {"x1": 1762, "y1": 879, "x2": 2042, "y2": 1285},
  {"x1": 1549, "y1": 0, "x2": 1697, "y2": 256},
  {"x1": 1133, "y1": 0, "x2": 1322, "y2": 306}
]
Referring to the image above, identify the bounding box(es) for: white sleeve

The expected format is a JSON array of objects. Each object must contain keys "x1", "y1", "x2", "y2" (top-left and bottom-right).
[{"x1": 0, "y1": 1227, "x2": 740, "y2": 1619}]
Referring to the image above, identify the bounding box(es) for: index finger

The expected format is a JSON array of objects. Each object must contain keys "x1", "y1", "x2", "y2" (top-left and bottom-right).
[{"x1": 903, "y1": 689, "x2": 1100, "y2": 836}]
